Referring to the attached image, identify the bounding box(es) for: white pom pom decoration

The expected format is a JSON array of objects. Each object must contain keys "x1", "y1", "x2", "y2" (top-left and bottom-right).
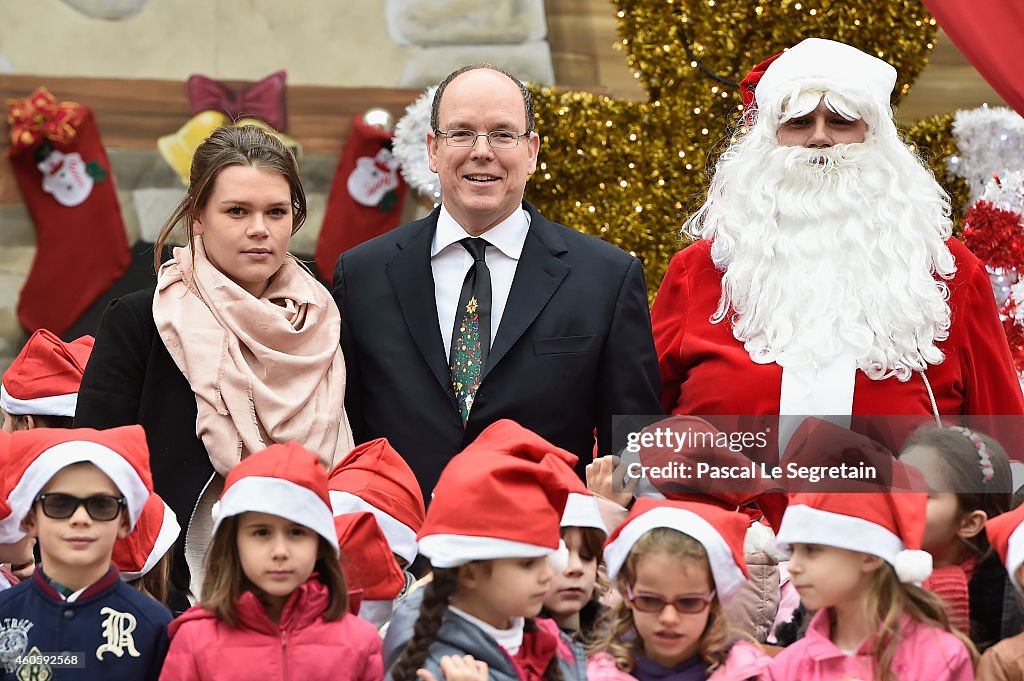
[
  {"x1": 546, "y1": 538, "x2": 569, "y2": 574},
  {"x1": 894, "y1": 549, "x2": 933, "y2": 584}
]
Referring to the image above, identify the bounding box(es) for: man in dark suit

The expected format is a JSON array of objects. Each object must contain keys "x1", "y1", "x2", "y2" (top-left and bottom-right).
[{"x1": 333, "y1": 64, "x2": 661, "y2": 498}]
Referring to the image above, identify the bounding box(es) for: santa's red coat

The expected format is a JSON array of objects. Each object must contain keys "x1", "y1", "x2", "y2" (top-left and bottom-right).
[{"x1": 651, "y1": 238, "x2": 1024, "y2": 455}]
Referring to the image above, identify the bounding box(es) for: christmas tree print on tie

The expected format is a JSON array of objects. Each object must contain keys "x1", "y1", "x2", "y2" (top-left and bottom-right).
[{"x1": 452, "y1": 295, "x2": 484, "y2": 422}]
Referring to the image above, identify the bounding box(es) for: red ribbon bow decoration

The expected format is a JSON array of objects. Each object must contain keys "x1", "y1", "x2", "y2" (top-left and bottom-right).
[
  {"x1": 187, "y1": 70, "x2": 287, "y2": 132},
  {"x1": 6, "y1": 87, "x2": 87, "y2": 156}
]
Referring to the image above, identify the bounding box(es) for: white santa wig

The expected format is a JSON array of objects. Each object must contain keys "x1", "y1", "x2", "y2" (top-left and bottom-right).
[{"x1": 683, "y1": 73, "x2": 956, "y2": 381}]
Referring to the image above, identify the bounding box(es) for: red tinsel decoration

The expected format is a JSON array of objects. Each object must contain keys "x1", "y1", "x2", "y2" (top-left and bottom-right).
[
  {"x1": 962, "y1": 200, "x2": 1024, "y2": 269},
  {"x1": 1001, "y1": 297, "x2": 1024, "y2": 375}
]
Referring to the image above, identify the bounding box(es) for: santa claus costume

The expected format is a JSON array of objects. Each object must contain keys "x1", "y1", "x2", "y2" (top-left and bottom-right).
[{"x1": 651, "y1": 38, "x2": 1024, "y2": 453}]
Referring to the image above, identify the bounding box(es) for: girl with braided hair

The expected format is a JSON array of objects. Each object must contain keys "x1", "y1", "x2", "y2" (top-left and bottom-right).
[{"x1": 381, "y1": 420, "x2": 589, "y2": 681}]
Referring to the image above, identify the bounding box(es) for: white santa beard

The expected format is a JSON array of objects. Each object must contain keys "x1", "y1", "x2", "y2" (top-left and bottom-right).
[{"x1": 691, "y1": 137, "x2": 956, "y2": 381}]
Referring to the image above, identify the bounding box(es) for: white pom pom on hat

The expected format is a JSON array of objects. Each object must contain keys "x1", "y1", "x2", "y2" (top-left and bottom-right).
[
  {"x1": 894, "y1": 549, "x2": 933, "y2": 584},
  {"x1": 547, "y1": 539, "x2": 570, "y2": 573}
]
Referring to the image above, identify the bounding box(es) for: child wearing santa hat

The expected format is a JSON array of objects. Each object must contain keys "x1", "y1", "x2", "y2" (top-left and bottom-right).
[
  {"x1": 0, "y1": 431, "x2": 34, "y2": 590},
  {"x1": 158, "y1": 442, "x2": 382, "y2": 681},
  {"x1": 899, "y1": 424, "x2": 1015, "y2": 652},
  {"x1": 588, "y1": 498, "x2": 769, "y2": 681},
  {"x1": 769, "y1": 492, "x2": 976, "y2": 680},
  {"x1": 384, "y1": 419, "x2": 586, "y2": 681},
  {"x1": 975, "y1": 502, "x2": 1024, "y2": 679},
  {"x1": 112, "y1": 492, "x2": 180, "y2": 606},
  {"x1": 541, "y1": 484, "x2": 609, "y2": 644},
  {"x1": 0, "y1": 425, "x2": 173, "y2": 681},
  {"x1": 328, "y1": 438, "x2": 425, "y2": 588},
  {"x1": 1, "y1": 329, "x2": 93, "y2": 432}
]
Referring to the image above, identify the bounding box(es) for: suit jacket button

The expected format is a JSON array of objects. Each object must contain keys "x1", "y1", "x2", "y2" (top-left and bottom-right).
[{"x1": 63, "y1": 609, "x2": 75, "y2": 620}]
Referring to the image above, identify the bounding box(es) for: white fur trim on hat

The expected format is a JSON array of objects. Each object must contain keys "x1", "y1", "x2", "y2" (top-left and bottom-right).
[
  {"x1": 603, "y1": 506, "x2": 747, "y2": 602},
  {"x1": 418, "y1": 534, "x2": 555, "y2": 568},
  {"x1": 562, "y1": 492, "x2": 607, "y2": 534},
  {"x1": 1007, "y1": 523, "x2": 1024, "y2": 589},
  {"x1": 777, "y1": 504, "x2": 905, "y2": 568},
  {"x1": 214, "y1": 477, "x2": 339, "y2": 555},
  {"x1": 120, "y1": 501, "x2": 181, "y2": 581},
  {"x1": 3, "y1": 440, "x2": 150, "y2": 542},
  {"x1": 0, "y1": 384, "x2": 78, "y2": 418},
  {"x1": 755, "y1": 38, "x2": 897, "y2": 112},
  {"x1": 329, "y1": 490, "x2": 417, "y2": 564}
]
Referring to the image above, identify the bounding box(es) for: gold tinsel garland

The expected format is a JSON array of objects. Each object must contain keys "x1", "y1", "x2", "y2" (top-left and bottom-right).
[
  {"x1": 524, "y1": 0, "x2": 939, "y2": 295},
  {"x1": 906, "y1": 113, "x2": 971, "y2": 234}
]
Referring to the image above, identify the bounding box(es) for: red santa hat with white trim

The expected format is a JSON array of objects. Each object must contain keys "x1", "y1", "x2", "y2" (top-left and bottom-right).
[
  {"x1": 417, "y1": 419, "x2": 578, "y2": 568},
  {"x1": 776, "y1": 492, "x2": 932, "y2": 583},
  {"x1": 336, "y1": 511, "x2": 407, "y2": 628},
  {"x1": 328, "y1": 438, "x2": 425, "y2": 566},
  {"x1": 112, "y1": 492, "x2": 181, "y2": 581},
  {"x1": 603, "y1": 497, "x2": 751, "y2": 603},
  {"x1": 212, "y1": 441, "x2": 338, "y2": 554},
  {"x1": 984, "y1": 503, "x2": 1024, "y2": 590},
  {"x1": 751, "y1": 38, "x2": 897, "y2": 118},
  {"x1": 0, "y1": 425, "x2": 152, "y2": 543},
  {"x1": 1, "y1": 330, "x2": 93, "y2": 418}
]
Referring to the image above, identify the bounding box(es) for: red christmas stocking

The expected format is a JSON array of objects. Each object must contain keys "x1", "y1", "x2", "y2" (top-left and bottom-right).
[
  {"x1": 7, "y1": 88, "x2": 130, "y2": 335},
  {"x1": 315, "y1": 113, "x2": 407, "y2": 278}
]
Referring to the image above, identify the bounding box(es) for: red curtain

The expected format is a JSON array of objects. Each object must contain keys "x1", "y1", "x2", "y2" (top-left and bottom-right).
[{"x1": 921, "y1": 0, "x2": 1024, "y2": 116}]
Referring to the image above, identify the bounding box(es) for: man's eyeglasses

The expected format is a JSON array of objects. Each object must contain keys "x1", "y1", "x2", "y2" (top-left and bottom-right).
[
  {"x1": 625, "y1": 584, "x2": 716, "y2": 614},
  {"x1": 34, "y1": 493, "x2": 126, "y2": 521},
  {"x1": 434, "y1": 129, "x2": 532, "y2": 149}
]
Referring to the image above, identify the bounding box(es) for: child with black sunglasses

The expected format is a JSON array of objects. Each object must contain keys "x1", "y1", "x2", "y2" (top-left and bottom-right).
[
  {"x1": 0, "y1": 425, "x2": 172, "y2": 681},
  {"x1": 588, "y1": 499, "x2": 770, "y2": 681}
]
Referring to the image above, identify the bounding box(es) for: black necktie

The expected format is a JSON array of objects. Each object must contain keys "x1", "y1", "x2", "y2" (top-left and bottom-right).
[{"x1": 449, "y1": 238, "x2": 492, "y2": 422}]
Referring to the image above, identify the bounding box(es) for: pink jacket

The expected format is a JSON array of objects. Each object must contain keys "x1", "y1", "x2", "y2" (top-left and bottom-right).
[
  {"x1": 159, "y1": 578, "x2": 383, "y2": 681},
  {"x1": 768, "y1": 609, "x2": 974, "y2": 681},
  {"x1": 587, "y1": 642, "x2": 770, "y2": 681}
]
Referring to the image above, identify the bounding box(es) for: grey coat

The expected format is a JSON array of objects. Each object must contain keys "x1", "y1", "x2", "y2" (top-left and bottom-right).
[{"x1": 383, "y1": 588, "x2": 587, "y2": 681}]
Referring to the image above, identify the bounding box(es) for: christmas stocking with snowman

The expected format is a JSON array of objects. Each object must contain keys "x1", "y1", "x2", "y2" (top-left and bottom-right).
[
  {"x1": 315, "y1": 112, "x2": 407, "y2": 278},
  {"x1": 7, "y1": 88, "x2": 130, "y2": 335}
]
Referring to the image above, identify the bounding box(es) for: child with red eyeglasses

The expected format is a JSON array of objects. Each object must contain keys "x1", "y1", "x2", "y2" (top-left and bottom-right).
[
  {"x1": 0, "y1": 425, "x2": 172, "y2": 681},
  {"x1": 587, "y1": 499, "x2": 769, "y2": 681}
]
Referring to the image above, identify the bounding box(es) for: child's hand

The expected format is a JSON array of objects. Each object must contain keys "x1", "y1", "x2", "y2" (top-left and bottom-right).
[
  {"x1": 586, "y1": 455, "x2": 635, "y2": 508},
  {"x1": 416, "y1": 655, "x2": 489, "y2": 681}
]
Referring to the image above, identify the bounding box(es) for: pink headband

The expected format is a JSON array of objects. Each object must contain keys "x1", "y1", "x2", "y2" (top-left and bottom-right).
[{"x1": 948, "y1": 426, "x2": 994, "y2": 483}]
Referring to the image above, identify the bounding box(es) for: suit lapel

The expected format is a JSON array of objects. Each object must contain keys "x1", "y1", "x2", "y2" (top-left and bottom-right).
[
  {"x1": 483, "y1": 205, "x2": 569, "y2": 381},
  {"x1": 385, "y1": 213, "x2": 456, "y2": 400}
]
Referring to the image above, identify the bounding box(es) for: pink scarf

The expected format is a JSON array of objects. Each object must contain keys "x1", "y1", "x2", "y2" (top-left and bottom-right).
[{"x1": 153, "y1": 236, "x2": 353, "y2": 474}]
